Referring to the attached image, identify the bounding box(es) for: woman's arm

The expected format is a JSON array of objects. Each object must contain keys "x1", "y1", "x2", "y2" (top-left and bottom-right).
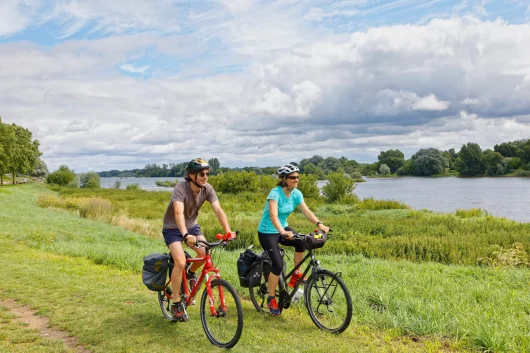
[{"x1": 298, "y1": 202, "x2": 330, "y2": 233}]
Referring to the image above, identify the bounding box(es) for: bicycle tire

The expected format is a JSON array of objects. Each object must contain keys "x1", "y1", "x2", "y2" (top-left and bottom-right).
[
  {"x1": 248, "y1": 269, "x2": 270, "y2": 313},
  {"x1": 200, "y1": 278, "x2": 244, "y2": 348},
  {"x1": 305, "y1": 269, "x2": 352, "y2": 333},
  {"x1": 158, "y1": 277, "x2": 185, "y2": 322}
]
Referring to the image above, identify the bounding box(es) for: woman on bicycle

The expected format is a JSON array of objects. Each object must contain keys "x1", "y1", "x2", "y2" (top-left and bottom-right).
[
  {"x1": 257, "y1": 163, "x2": 329, "y2": 316},
  {"x1": 162, "y1": 158, "x2": 236, "y2": 320}
]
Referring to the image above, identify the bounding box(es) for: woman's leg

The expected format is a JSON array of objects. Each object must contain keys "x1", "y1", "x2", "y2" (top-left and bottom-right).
[{"x1": 258, "y1": 232, "x2": 283, "y2": 297}]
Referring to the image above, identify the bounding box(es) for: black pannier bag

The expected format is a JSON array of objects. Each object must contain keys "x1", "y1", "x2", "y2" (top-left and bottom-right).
[
  {"x1": 303, "y1": 232, "x2": 327, "y2": 250},
  {"x1": 237, "y1": 249, "x2": 262, "y2": 288},
  {"x1": 142, "y1": 253, "x2": 172, "y2": 291}
]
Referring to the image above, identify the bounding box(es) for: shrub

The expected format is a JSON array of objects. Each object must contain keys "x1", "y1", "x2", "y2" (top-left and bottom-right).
[
  {"x1": 80, "y1": 172, "x2": 101, "y2": 188},
  {"x1": 113, "y1": 180, "x2": 121, "y2": 188},
  {"x1": 155, "y1": 180, "x2": 177, "y2": 187},
  {"x1": 297, "y1": 174, "x2": 321, "y2": 200},
  {"x1": 79, "y1": 197, "x2": 112, "y2": 220},
  {"x1": 126, "y1": 183, "x2": 140, "y2": 190},
  {"x1": 356, "y1": 198, "x2": 409, "y2": 211},
  {"x1": 208, "y1": 171, "x2": 260, "y2": 193},
  {"x1": 46, "y1": 165, "x2": 75, "y2": 186},
  {"x1": 322, "y1": 172, "x2": 355, "y2": 203},
  {"x1": 379, "y1": 164, "x2": 391, "y2": 175},
  {"x1": 455, "y1": 208, "x2": 488, "y2": 218}
]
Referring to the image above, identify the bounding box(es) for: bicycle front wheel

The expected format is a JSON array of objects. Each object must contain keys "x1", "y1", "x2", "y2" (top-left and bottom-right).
[
  {"x1": 305, "y1": 269, "x2": 352, "y2": 333},
  {"x1": 200, "y1": 279, "x2": 243, "y2": 348}
]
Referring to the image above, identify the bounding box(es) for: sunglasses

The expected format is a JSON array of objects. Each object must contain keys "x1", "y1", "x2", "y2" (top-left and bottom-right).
[
  {"x1": 198, "y1": 172, "x2": 210, "y2": 177},
  {"x1": 286, "y1": 175, "x2": 299, "y2": 180}
]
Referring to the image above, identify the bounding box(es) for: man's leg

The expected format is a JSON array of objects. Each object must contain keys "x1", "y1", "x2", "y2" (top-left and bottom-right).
[
  {"x1": 188, "y1": 234, "x2": 207, "y2": 273},
  {"x1": 168, "y1": 241, "x2": 186, "y2": 299}
]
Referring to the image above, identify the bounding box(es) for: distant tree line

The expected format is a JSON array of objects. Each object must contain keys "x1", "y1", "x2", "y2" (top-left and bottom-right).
[
  {"x1": 89, "y1": 138, "x2": 530, "y2": 181},
  {"x1": 0, "y1": 117, "x2": 43, "y2": 186}
]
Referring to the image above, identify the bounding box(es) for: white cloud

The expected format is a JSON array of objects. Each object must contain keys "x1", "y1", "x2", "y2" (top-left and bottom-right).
[
  {"x1": 2, "y1": 9, "x2": 530, "y2": 171},
  {"x1": 412, "y1": 94, "x2": 450, "y2": 111}
]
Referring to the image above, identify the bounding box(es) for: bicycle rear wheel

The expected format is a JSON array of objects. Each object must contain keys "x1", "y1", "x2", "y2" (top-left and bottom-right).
[
  {"x1": 248, "y1": 270, "x2": 270, "y2": 313},
  {"x1": 305, "y1": 269, "x2": 352, "y2": 333},
  {"x1": 200, "y1": 279, "x2": 243, "y2": 348},
  {"x1": 158, "y1": 278, "x2": 185, "y2": 322}
]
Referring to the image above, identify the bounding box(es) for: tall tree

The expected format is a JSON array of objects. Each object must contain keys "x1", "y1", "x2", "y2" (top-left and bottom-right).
[
  {"x1": 378, "y1": 149, "x2": 405, "y2": 173},
  {"x1": 411, "y1": 148, "x2": 446, "y2": 176},
  {"x1": 0, "y1": 119, "x2": 16, "y2": 185},
  {"x1": 455, "y1": 143, "x2": 485, "y2": 176},
  {"x1": 9, "y1": 124, "x2": 41, "y2": 184},
  {"x1": 208, "y1": 157, "x2": 220, "y2": 174}
]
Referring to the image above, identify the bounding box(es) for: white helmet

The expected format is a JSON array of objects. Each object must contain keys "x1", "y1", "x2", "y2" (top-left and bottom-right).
[{"x1": 277, "y1": 164, "x2": 299, "y2": 176}]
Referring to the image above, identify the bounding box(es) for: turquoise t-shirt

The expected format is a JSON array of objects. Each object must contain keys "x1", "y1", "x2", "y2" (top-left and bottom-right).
[{"x1": 258, "y1": 186, "x2": 304, "y2": 234}]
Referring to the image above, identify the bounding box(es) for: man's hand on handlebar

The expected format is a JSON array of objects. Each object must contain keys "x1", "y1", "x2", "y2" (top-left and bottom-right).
[{"x1": 185, "y1": 234, "x2": 198, "y2": 247}]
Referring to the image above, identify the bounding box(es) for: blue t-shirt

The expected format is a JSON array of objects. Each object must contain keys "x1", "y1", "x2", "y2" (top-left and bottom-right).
[{"x1": 258, "y1": 186, "x2": 304, "y2": 234}]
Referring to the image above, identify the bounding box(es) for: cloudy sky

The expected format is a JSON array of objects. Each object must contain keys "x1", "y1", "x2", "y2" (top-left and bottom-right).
[{"x1": 1, "y1": 0, "x2": 530, "y2": 172}]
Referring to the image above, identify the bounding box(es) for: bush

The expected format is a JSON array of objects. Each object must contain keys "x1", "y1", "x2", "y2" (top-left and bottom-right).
[
  {"x1": 46, "y1": 165, "x2": 75, "y2": 186},
  {"x1": 80, "y1": 172, "x2": 101, "y2": 188},
  {"x1": 455, "y1": 208, "x2": 489, "y2": 218},
  {"x1": 379, "y1": 164, "x2": 391, "y2": 175},
  {"x1": 126, "y1": 183, "x2": 140, "y2": 190},
  {"x1": 79, "y1": 197, "x2": 112, "y2": 220},
  {"x1": 113, "y1": 180, "x2": 121, "y2": 188},
  {"x1": 322, "y1": 172, "x2": 355, "y2": 203},
  {"x1": 356, "y1": 198, "x2": 409, "y2": 211},
  {"x1": 155, "y1": 180, "x2": 177, "y2": 187},
  {"x1": 297, "y1": 174, "x2": 321, "y2": 200},
  {"x1": 208, "y1": 171, "x2": 261, "y2": 193}
]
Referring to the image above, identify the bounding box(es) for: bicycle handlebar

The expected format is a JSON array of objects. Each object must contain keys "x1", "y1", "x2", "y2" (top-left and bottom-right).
[
  {"x1": 193, "y1": 230, "x2": 239, "y2": 248},
  {"x1": 282, "y1": 228, "x2": 333, "y2": 240}
]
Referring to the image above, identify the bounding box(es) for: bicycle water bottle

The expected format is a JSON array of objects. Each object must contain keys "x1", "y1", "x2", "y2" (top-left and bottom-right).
[{"x1": 292, "y1": 288, "x2": 303, "y2": 303}]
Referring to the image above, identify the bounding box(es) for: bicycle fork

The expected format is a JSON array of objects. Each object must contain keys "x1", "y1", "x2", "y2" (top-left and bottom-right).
[{"x1": 206, "y1": 276, "x2": 228, "y2": 317}]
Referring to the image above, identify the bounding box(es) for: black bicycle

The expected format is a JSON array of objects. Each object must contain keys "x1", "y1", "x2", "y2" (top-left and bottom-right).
[{"x1": 248, "y1": 230, "x2": 352, "y2": 333}]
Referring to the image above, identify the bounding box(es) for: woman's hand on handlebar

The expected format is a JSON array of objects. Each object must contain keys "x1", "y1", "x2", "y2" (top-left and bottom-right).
[
  {"x1": 318, "y1": 223, "x2": 330, "y2": 233},
  {"x1": 281, "y1": 230, "x2": 294, "y2": 240}
]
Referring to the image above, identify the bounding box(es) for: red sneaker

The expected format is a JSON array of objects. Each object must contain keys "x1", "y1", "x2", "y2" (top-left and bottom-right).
[
  {"x1": 267, "y1": 296, "x2": 281, "y2": 316},
  {"x1": 288, "y1": 270, "x2": 305, "y2": 288}
]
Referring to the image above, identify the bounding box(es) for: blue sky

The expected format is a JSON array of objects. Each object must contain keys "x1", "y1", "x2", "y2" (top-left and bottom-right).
[{"x1": 1, "y1": 0, "x2": 530, "y2": 171}]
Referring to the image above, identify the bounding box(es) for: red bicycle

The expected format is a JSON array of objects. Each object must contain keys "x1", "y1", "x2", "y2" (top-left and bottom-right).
[{"x1": 158, "y1": 232, "x2": 243, "y2": 348}]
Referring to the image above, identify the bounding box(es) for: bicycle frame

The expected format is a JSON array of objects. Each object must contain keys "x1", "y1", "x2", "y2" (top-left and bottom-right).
[
  {"x1": 163, "y1": 240, "x2": 229, "y2": 317},
  {"x1": 278, "y1": 242, "x2": 343, "y2": 309}
]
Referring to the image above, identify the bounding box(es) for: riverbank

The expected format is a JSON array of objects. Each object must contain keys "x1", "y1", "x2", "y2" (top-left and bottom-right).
[{"x1": 3, "y1": 184, "x2": 530, "y2": 351}]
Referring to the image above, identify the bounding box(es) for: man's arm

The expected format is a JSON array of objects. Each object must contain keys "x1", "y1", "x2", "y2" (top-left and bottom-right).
[
  {"x1": 173, "y1": 200, "x2": 196, "y2": 245},
  {"x1": 210, "y1": 200, "x2": 234, "y2": 237}
]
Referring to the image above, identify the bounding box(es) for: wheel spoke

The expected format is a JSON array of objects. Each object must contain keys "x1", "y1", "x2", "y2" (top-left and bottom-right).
[
  {"x1": 200, "y1": 279, "x2": 243, "y2": 348},
  {"x1": 306, "y1": 270, "x2": 352, "y2": 333}
]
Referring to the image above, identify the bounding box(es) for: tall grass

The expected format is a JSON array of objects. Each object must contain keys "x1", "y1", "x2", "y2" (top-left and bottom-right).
[{"x1": 3, "y1": 185, "x2": 530, "y2": 352}]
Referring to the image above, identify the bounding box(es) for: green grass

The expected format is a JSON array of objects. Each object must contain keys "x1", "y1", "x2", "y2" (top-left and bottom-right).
[
  {"x1": 41, "y1": 186, "x2": 530, "y2": 266},
  {"x1": 2, "y1": 184, "x2": 530, "y2": 351},
  {"x1": 0, "y1": 304, "x2": 73, "y2": 353}
]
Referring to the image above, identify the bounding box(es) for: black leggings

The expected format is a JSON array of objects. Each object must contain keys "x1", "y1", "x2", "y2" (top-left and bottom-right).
[{"x1": 258, "y1": 227, "x2": 305, "y2": 276}]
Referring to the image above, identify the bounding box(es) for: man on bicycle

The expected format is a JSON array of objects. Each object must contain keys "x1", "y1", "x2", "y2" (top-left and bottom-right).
[{"x1": 162, "y1": 158, "x2": 236, "y2": 320}]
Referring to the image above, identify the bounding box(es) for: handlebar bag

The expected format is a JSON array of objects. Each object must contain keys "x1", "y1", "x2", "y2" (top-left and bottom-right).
[{"x1": 303, "y1": 233, "x2": 327, "y2": 250}]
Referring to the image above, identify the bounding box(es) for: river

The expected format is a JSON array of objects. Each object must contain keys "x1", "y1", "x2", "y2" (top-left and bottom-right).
[{"x1": 101, "y1": 176, "x2": 530, "y2": 223}]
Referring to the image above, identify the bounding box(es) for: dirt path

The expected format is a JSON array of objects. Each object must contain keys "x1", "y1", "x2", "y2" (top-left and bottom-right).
[{"x1": 0, "y1": 299, "x2": 91, "y2": 353}]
